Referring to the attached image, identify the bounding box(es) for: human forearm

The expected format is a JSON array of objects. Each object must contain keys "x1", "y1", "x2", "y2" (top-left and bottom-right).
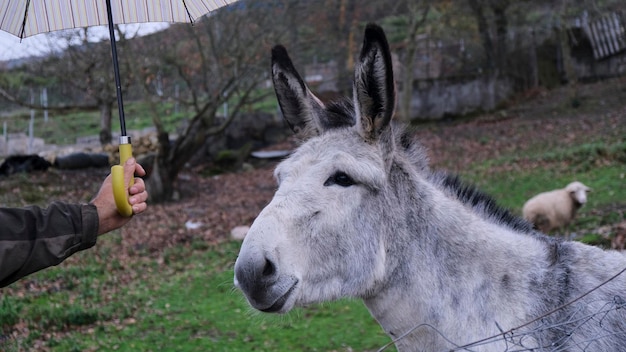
[{"x1": 0, "y1": 202, "x2": 98, "y2": 287}]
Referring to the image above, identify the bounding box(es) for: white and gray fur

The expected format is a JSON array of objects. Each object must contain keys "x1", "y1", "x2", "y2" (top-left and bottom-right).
[
  {"x1": 523, "y1": 181, "x2": 591, "y2": 234},
  {"x1": 234, "y1": 24, "x2": 626, "y2": 351}
]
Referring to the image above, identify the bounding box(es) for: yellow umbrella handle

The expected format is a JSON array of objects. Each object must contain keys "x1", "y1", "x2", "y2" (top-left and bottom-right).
[{"x1": 111, "y1": 139, "x2": 134, "y2": 217}]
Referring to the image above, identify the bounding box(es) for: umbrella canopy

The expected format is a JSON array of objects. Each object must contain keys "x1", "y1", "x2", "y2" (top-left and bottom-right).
[{"x1": 0, "y1": 0, "x2": 237, "y2": 39}]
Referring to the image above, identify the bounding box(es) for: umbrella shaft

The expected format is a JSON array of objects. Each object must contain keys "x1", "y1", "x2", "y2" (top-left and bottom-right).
[{"x1": 106, "y1": 0, "x2": 127, "y2": 137}]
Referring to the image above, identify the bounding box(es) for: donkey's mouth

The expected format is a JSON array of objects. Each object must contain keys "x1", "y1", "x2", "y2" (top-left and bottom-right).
[{"x1": 260, "y1": 282, "x2": 297, "y2": 313}]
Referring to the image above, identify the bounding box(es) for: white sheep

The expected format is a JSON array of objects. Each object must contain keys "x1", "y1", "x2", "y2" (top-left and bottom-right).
[{"x1": 522, "y1": 181, "x2": 591, "y2": 235}]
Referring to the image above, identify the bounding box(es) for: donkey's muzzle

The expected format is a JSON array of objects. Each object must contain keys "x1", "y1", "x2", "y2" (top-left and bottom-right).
[{"x1": 234, "y1": 251, "x2": 298, "y2": 313}]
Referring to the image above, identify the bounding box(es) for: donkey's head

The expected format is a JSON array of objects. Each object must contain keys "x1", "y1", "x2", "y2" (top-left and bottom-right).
[{"x1": 234, "y1": 24, "x2": 402, "y2": 313}]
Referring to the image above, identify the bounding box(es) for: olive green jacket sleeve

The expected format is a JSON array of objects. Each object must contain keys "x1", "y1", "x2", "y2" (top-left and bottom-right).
[{"x1": 0, "y1": 202, "x2": 99, "y2": 288}]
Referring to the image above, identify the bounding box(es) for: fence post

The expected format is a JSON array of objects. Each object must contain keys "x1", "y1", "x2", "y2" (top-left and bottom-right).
[
  {"x1": 41, "y1": 87, "x2": 48, "y2": 123},
  {"x1": 530, "y1": 28, "x2": 538, "y2": 88},
  {"x1": 174, "y1": 84, "x2": 179, "y2": 114},
  {"x1": 29, "y1": 89, "x2": 35, "y2": 154},
  {"x1": 3, "y1": 121, "x2": 6, "y2": 155}
]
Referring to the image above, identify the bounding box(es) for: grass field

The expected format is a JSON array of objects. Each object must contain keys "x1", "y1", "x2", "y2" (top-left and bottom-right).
[
  {"x1": 1, "y1": 79, "x2": 625, "y2": 351},
  {"x1": 1, "y1": 240, "x2": 390, "y2": 351}
]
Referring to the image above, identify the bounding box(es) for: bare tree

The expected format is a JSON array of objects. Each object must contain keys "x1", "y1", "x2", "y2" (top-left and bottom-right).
[{"x1": 137, "y1": 2, "x2": 296, "y2": 202}]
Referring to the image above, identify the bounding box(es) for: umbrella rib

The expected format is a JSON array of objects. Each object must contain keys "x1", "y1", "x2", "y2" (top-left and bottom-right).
[
  {"x1": 68, "y1": 0, "x2": 76, "y2": 30},
  {"x1": 146, "y1": 0, "x2": 151, "y2": 23},
  {"x1": 97, "y1": 2, "x2": 101, "y2": 24},
  {"x1": 43, "y1": 0, "x2": 50, "y2": 34},
  {"x1": 168, "y1": 0, "x2": 173, "y2": 24},
  {"x1": 19, "y1": 0, "x2": 31, "y2": 39},
  {"x1": 119, "y1": 0, "x2": 127, "y2": 24},
  {"x1": 182, "y1": 0, "x2": 195, "y2": 24}
]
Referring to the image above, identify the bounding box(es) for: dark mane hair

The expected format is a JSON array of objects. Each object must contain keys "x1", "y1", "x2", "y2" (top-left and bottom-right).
[
  {"x1": 320, "y1": 95, "x2": 532, "y2": 235},
  {"x1": 325, "y1": 98, "x2": 356, "y2": 127},
  {"x1": 430, "y1": 171, "x2": 534, "y2": 234}
]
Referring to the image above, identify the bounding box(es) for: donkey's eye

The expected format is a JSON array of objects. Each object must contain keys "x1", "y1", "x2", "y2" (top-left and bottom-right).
[{"x1": 324, "y1": 171, "x2": 355, "y2": 187}]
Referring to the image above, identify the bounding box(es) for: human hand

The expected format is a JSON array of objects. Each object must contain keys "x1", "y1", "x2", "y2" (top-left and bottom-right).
[{"x1": 91, "y1": 158, "x2": 148, "y2": 235}]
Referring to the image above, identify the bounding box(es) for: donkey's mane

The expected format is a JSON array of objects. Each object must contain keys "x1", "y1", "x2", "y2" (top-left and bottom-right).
[
  {"x1": 429, "y1": 171, "x2": 534, "y2": 234},
  {"x1": 392, "y1": 123, "x2": 533, "y2": 234},
  {"x1": 320, "y1": 96, "x2": 533, "y2": 234}
]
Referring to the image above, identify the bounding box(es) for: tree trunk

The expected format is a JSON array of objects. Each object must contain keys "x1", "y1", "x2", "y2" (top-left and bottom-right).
[
  {"x1": 399, "y1": 3, "x2": 431, "y2": 122},
  {"x1": 146, "y1": 153, "x2": 175, "y2": 203},
  {"x1": 399, "y1": 45, "x2": 417, "y2": 123},
  {"x1": 335, "y1": 0, "x2": 355, "y2": 95},
  {"x1": 469, "y1": 0, "x2": 495, "y2": 72},
  {"x1": 529, "y1": 29, "x2": 539, "y2": 88},
  {"x1": 491, "y1": 0, "x2": 509, "y2": 74},
  {"x1": 145, "y1": 129, "x2": 175, "y2": 202},
  {"x1": 99, "y1": 102, "x2": 113, "y2": 145},
  {"x1": 556, "y1": 22, "x2": 579, "y2": 106},
  {"x1": 146, "y1": 107, "x2": 225, "y2": 202}
]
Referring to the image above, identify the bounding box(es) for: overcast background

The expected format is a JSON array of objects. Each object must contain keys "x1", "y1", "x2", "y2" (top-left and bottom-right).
[{"x1": 0, "y1": 23, "x2": 169, "y2": 61}]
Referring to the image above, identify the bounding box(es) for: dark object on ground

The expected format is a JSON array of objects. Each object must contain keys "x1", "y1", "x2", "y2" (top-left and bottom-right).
[
  {"x1": 54, "y1": 153, "x2": 110, "y2": 170},
  {"x1": 0, "y1": 154, "x2": 51, "y2": 176}
]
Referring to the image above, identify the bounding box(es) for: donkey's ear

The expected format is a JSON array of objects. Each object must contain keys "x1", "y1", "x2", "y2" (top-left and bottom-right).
[
  {"x1": 272, "y1": 45, "x2": 326, "y2": 140},
  {"x1": 353, "y1": 24, "x2": 395, "y2": 141}
]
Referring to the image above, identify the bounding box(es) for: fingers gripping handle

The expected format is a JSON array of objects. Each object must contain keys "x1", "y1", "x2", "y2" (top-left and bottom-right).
[{"x1": 112, "y1": 139, "x2": 134, "y2": 217}]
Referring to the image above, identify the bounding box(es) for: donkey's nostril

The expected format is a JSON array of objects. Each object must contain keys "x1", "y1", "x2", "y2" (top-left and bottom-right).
[{"x1": 262, "y1": 258, "x2": 276, "y2": 277}]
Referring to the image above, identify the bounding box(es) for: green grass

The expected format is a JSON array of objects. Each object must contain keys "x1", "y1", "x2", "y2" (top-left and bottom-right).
[
  {"x1": 2, "y1": 100, "x2": 187, "y2": 146},
  {"x1": 475, "y1": 140, "x2": 626, "y2": 175},
  {"x1": 469, "y1": 164, "x2": 624, "y2": 230},
  {"x1": 1, "y1": 89, "x2": 278, "y2": 147},
  {"x1": 0, "y1": 296, "x2": 22, "y2": 328},
  {"x1": 462, "y1": 141, "x2": 625, "y2": 241},
  {"x1": 3, "y1": 110, "x2": 100, "y2": 145},
  {"x1": 1, "y1": 241, "x2": 390, "y2": 352}
]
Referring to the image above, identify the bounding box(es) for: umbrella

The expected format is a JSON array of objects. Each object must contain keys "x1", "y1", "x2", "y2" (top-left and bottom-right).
[{"x1": 0, "y1": 0, "x2": 239, "y2": 216}]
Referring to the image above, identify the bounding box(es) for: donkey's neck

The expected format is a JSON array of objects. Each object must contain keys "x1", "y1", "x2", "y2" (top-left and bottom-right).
[{"x1": 364, "y1": 187, "x2": 554, "y2": 351}]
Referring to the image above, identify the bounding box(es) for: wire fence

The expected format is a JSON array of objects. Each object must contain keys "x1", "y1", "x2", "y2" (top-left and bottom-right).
[{"x1": 378, "y1": 267, "x2": 626, "y2": 352}]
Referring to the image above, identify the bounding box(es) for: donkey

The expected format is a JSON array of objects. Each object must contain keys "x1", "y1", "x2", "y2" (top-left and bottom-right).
[{"x1": 234, "y1": 24, "x2": 626, "y2": 351}]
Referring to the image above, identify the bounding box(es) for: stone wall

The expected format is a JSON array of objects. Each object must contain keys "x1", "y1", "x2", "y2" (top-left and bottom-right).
[{"x1": 407, "y1": 76, "x2": 514, "y2": 120}]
